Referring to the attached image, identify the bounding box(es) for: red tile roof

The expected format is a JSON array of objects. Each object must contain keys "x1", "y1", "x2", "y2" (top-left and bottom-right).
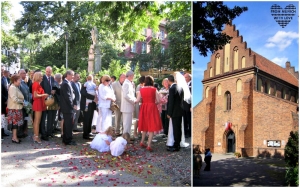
[{"x1": 253, "y1": 51, "x2": 298, "y2": 87}]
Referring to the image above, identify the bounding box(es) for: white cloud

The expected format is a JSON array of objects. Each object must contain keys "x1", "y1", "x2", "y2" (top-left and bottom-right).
[
  {"x1": 271, "y1": 57, "x2": 288, "y2": 67},
  {"x1": 265, "y1": 31, "x2": 298, "y2": 51}
]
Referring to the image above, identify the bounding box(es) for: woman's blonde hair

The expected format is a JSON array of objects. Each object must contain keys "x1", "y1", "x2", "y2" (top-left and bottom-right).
[
  {"x1": 33, "y1": 72, "x2": 42, "y2": 82},
  {"x1": 105, "y1": 126, "x2": 115, "y2": 136}
]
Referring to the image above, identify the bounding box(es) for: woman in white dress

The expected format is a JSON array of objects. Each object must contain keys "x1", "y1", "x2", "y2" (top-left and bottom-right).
[
  {"x1": 166, "y1": 72, "x2": 191, "y2": 148},
  {"x1": 91, "y1": 126, "x2": 114, "y2": 152},
  {"x1": 96, "y1": 75, "x2": 116, "y2": 133},
  {"x1": 110, "y1": 132, "x2": 130, "y2": 156}
]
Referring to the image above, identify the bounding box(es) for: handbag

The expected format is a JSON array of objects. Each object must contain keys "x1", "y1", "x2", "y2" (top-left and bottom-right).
[
  {"x1": 109, "y1": 101, "x2": 119, "y2": 111},
  {"x1": 45, "y1": 95, "x2": 55, "y2": 106}
]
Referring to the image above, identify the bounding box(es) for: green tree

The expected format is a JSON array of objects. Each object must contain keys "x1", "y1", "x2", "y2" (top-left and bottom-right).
[
  {"x1": 1, "y1": 1, "x2": 12, "y2": 25},
  {"x1": 1, "y1": 2, "x2": 19, "y2": 66},
  {"x1": 284, "y1": 131, "x2": 299, "y2": 186},
  {"x1": 166, "y1": 14, "x2": 191, "y2": 71},
  {"x1": 193, "y1": 2, "x2": 248, "y2": 57}
]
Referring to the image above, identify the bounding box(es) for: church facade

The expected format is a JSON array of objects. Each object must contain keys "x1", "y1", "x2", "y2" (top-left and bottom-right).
[{"x1": 193, "y1": 23, "x2": 299, "y2": 157}]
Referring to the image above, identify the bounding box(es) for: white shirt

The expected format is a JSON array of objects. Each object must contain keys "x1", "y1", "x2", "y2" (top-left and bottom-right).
[{"x1": 98, "y1": 84, "x2": 116, "y2": 108}]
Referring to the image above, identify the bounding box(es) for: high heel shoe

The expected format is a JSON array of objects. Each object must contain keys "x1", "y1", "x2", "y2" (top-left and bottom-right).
[
  {"x1": 12, "y1": 139, "x2": 21, "y2": 144},
  {"x1": 140, "y1": 142, "x2": 147, "y2": 148},
  {"x1": 33, "y1": 135, "x2": 42, "y2": 144},
  {"x1": 146, "y1": 146, "x2": 153, "y2": 152}
]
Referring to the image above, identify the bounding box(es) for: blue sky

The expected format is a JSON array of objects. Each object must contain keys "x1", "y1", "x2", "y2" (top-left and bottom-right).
[{"x1": 193, "y1": 1, "x2": 299, "y2": 107}]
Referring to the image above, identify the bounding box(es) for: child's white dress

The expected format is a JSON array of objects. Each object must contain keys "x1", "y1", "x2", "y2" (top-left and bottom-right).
[
  {"x1": 110, "y1": 137, "x2": 127, "y2": 156},
  {"x1": 90, "y1": 133, "x2": 112, "y2": 152}
]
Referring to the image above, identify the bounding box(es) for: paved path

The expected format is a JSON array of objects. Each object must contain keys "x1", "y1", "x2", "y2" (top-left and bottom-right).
[
  {"x1": 1, "y1": 119, "x2": 191, "y2": 187},
  {"x1": 193, "y1": 153, "x2": 287, "y2": 186}
]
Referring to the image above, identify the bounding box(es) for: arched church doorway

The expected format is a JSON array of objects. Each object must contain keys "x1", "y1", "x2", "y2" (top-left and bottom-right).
[{"x1": 227, "y1": 131, "x2": 236, "y2": 153}]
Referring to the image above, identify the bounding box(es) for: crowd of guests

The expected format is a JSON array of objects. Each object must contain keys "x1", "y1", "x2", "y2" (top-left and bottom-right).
[{"x1": 1, "y1": 66, "x2": 192, "y2": 155}]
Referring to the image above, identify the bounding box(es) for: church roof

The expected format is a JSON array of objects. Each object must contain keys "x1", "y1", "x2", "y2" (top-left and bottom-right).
[{"x1": 253, "y1": 51, "x2": 299, "y2": 87}]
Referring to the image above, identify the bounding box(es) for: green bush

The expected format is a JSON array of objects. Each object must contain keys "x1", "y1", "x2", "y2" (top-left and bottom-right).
[
  {"x1": 285, "y1": 166, "x2": 299, "y2": 186},
  {"x1": 284, "y1": 131, "x2": 299, "y2": 186}
]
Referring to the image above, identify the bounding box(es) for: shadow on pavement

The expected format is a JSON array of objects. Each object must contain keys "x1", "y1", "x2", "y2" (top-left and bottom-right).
[{"x1": 193, "y1": 156, "x2": 287, "y2": 187}]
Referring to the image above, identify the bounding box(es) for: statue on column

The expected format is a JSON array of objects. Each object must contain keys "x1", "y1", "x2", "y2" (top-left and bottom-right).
[{"x1": 88, "y1": 27, "x2": 101, "y2": 73}]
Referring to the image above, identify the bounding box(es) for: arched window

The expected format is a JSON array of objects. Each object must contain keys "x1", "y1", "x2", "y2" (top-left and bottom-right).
[
  {"x1": 224, "y1": 43, "x2": 230, "y2": 72},
  {"x1": 216, "y1": 54, "x2": 220, "y2": 75},
  {"x1": 209, "y1": 67, "x2": 213, "y2": 77},
  {"x1": 217, "y1": 84, "x2": 222, "y2": 96},
  {"x1": 224, "y1": 91, "x2": 231, "y2": 110},
  {"x1": 236, "y1": 79, "x2": 242, "y2": 92},
  {"x1": 233, "y1": 47, "x2": 238, "y2": 70},
  {"x1": 241, "y1": 56, "x2": 246, "y2": 68},
  {"x1": 205, "y1": 86, "x2": 210, "y2": 98}
]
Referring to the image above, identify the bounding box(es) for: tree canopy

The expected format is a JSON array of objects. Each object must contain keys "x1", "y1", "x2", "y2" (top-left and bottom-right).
[
  {"x1": 193, "y1": 2, "x2": 248, "y2": 57},
  {"x1": 10, "y1": 1, "x2": 191, "y2": 72}
]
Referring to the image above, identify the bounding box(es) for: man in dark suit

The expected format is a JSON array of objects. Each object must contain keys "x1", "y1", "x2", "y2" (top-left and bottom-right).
[
  {"x1": 18, "y1": 69, "x2": 30, "y2": 138},
  {"x1": 71, "y1": 73, "x2": 81, "y2": 132},
  {"x1": 1, "y1": 70, "x2": 9, "y2": 138},
  {"x1": 40, "y1": 66, "x2": 57, "y2": 140},
  {"x1": 1, "y1": 70, "x2": 9, "y2": 116},
  {"x1": 183, "y1": 73, "x2": 192, "y2": 138},
  {"x1": 80, "y1": 78, "x2": 97, "y2": 140},
  {"x1": 167, "y1": 74, "x2": 184, "y2": 152},
  {"x1": 60, "y1": 70, "x2": 77, "y2": 145}
]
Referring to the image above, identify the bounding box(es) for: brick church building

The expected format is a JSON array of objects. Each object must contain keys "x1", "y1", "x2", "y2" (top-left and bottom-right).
[{"x1": 193, "y1": 23, "x2": 299, "y2": 157}]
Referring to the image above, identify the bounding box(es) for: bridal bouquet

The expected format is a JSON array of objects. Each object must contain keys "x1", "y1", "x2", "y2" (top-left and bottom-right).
[{"x1": 23, "y1": 101, "x2": 33, "y2": 114}]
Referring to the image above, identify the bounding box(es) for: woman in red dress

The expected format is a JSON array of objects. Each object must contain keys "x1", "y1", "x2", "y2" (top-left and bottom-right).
[
  {"x1": 32, "y1": 72, "x2": 48, "y2": 143},
  {"x1": 138, "y1": 75, "x2": 163, "y2": 151}
]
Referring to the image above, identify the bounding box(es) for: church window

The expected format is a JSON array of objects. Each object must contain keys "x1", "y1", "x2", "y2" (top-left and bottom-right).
[
  {"x1": 205, "y1": 86, "x2": 210, "y2": 98},
  {"x1": 236, "y1": 79, "x2": 242, "y2": 92},
  {"x1": 224, "y1": 91, "x2": 231, "y2": 110},
  {"x1": 216, "y1": 54, "x2": 220, "y2": 75},
  {"x1": 209, "y1": 67, "x2": 213, "y2": 77},
  {"x1": 217, "y1": 84, "x2": 222, "y2": 95},
  {"x1": 241, "y1": 56, "x2": 246, "y2": 68},
  {"x1": 233, "y1": 47, "x2": 238, "y2": 70}
]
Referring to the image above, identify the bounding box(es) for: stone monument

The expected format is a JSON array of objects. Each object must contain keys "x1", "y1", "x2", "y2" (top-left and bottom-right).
[
  {"x1": 87, "y1": 45, "x2": 94, "y2": 73},
  {"x1": 89, "y1": 27, "x2": 101, "y2": 74}
]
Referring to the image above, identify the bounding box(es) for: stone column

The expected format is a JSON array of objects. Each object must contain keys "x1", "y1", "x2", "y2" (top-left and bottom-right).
[
  {"x1": 88, "y1": 45, "x2": 94, "y2": 73},
  {"x1": 94, "y1": 43, "x2": 101, "y2": 73}
]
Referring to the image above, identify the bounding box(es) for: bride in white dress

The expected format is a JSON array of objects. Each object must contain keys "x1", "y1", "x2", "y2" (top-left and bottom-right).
[{"x1": 166, "y1": 72, "x2": 191, "y2": 148}]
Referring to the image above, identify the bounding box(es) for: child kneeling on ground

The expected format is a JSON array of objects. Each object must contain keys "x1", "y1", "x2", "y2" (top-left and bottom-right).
[
  {"x1": 90, "y1": 126, "x2": 114, "y2": 152},
  {"x1": 110, "y1": 133, "x2": 130, "y2": 156}
]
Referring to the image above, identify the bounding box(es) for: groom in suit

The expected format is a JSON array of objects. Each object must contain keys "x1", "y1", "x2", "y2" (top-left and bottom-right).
[
  {"x1": 60, "y1": 70, "x2": 77, "y2": 145},
  {"x1": 167, "y1": 74, "x2": 184, "y2": 152}
]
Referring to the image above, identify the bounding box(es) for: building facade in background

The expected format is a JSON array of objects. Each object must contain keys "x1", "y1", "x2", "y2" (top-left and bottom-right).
[{"x1": 193, "y1": 23, "x2": 299, "y2": 157}]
